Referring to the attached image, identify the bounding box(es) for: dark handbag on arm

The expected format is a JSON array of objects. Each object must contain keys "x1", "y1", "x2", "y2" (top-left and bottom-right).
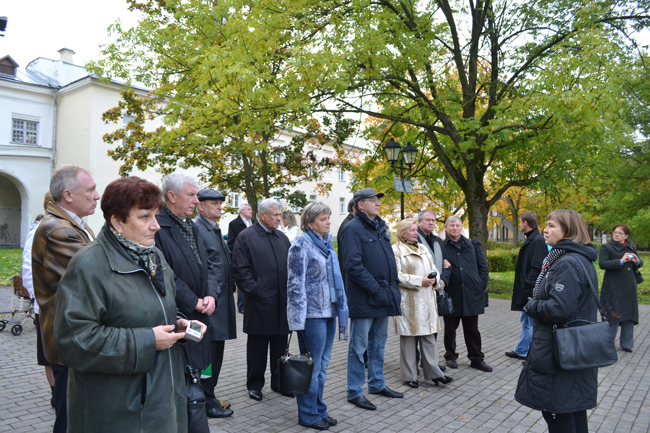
[
  {"x1": 182, "y1": 345, "x2": 210, "y2": 433},
  {"x1": 634, "y1": 268, "x2": 643, "y2": 284},
  {"x1": 552, "y1": 260, "x2": 618, "y2": 370},
  {"x1": 277, "y1": 331, "x2": 314, "y2": 395},
  {"x1": 436, "y1": 288, "x2": 455, "y2": 316}
]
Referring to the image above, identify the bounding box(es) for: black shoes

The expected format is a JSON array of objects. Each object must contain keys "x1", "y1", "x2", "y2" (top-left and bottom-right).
[
  {"x1": 308, "y1": 420, "x2": 330, "y2": 430},
  {"x1": 323, "y1": 417, "x2": 337, "y2": 426},
  {"x1": 249, "y1": 390, "x2": 263, "y2": 401},
  {"x1": 206, "y1": 406, "x2": 233, "y2": 418},
  {"x1": 439, "y1": 365, "x2": 447, "y2": 372},
  {"x1": 348, "y1": 395, "x2": 377, "y2": 410},
  {"x1": 505, "y1": 351, "x2": 527, "y2": 360},
  {"x1": 621, "y1": 347, "x2": 632, "y2": 353},
  {"x1": 446, "y1": 359, "x2": 458, "y2": 369},
  {"x1": 406, "y1": 380, "x2": 419, "y2": 388},
  {"x1": 470, "y1": 360, "x2": 493, "y2": 372},
  {"x1": 370, "y1": 387, "x2": 403, "y2": 398},
  {"x1": 432, "y1": 376, "x2": 454, "y2": 386}
]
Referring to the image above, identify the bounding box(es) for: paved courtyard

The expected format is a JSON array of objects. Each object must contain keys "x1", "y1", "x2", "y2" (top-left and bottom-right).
[{"x1": 1, "y1": 287, "x2": 648, "y2": 433}]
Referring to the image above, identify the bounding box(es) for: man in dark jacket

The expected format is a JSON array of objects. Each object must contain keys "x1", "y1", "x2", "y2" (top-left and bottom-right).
[
  {"x1": 32, "y1": 166, "x2": 99, "y2": 433},
  {"x1": 155, "y1": 174, "x2": 214, "y2": 372},
  {"x1": 336, "y1": 198, "x2": 355, "y2": 285},
  {"x1": 442, "y1": 216, "x2": 492, "y2": 372},
  {"x1": 195, "y1": 189, "x2": 236, "y2": 418},
  {"x1": 340, "y1": 188, "x2": 403, "y2": 411},
  {"x1": 228, "y1": 203, "x2": 254, "y2": 313},
  {"x1": 231, "y1": 198, "x2": 291, "y2": 402},
  {"x1": 506, "y1": 211, "x2": 547, "y2": 360},
  {"x1": 417, "y1": 209, "x2": 451, "y2": 287}
]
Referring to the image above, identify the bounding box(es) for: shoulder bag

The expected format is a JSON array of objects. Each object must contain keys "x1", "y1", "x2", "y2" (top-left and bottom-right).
[
  {"x1": 634, "y1": 268, "x2": 643, "y2": 284},
  {"x1": 552, "y1": 259, "x2": 618, "y2": 370},
  {"x1": 277, "y1": 331, "x2": 314, "y2": 395},
  {"x1": 182, "y1": 345, "x2": 210, "y2": 433}
]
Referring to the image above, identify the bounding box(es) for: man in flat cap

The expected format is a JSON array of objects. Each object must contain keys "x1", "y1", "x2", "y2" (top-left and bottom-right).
[
  {"x1": 195, "y1": 189, "x2": 236, "y2": 418},
  {"x1": 339, "y1": 188, "x2": 403, "y2": 410}
]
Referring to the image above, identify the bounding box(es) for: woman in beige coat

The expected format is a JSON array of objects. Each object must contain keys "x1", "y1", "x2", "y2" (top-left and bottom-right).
[{"x1": 393, "y1": 219, "x2": 454, "y2": 388}]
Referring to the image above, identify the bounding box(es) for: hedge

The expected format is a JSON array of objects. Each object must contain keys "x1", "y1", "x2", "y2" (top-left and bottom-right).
[{"x1": 486, "y1": 249, "x2": 519, "y2": 272}]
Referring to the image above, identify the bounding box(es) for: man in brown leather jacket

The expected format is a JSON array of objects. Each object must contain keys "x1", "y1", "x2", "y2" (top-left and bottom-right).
[{"x1": 32, "y1": 166, "x2": 99, "y2": 433}]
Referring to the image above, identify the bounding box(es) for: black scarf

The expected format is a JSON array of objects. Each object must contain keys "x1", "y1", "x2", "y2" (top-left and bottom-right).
[
  {"x1": 165, "y1": 205, "x2": 202, "y2": 266},
  {"x1": 533, "y1": 247, "x2": 568, "y2": 298}
]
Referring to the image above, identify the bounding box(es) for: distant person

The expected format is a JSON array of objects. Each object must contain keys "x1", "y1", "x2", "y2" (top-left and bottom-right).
[
  {"x1": 54, "y1": 176, "x2": 204, "y2": 433},
  {"x1": 599, "y1": 224, "x2": 643, "y2": 352},
  {"x1": 287, "y1": 202, "x2": 348, "y2": 430},
  {"x1": 505, "y1": 211, "x2": 547, "y2": 360},
  {"x1": 442, "y1": 216, "x2": 492, "y2": 372},
  {"x1": 195, "y1": 189, "x2": 237, "y2": 418},
  {"x1": 393, "y1": 219, "x2": 453, "y2": 389},
  {"x1": 281, "y1": 209, "x2": 300, "y2": 243},
  {"x1": 336, "y1": 199, "x2": 355, "y2": 287},
  {"x1": 515, "y1": 209, "x2": 599, "y2": 433},
  {"x1": 228, "y1": 202, "x2": 255, "y2": 313},
  {"x1": 32, "y1": 166, "x2": 99, "y2": 433},
  {"x1": 22, "y1": 193, "x2": 52, "y2": 406},
  {"x1": 231, "y1": 199, "x2": 291, "y2": 402},
  {"x1": 416, "y1": 209, "x2": 451, "y2": 288},
  {"x1": 340, "y1": 188, "x2": 402, "y2": 411}
]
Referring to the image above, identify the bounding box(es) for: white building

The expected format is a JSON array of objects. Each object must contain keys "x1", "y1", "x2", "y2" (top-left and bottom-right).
[{"x1": 0, "y1": 49, "x2": 362, "y2": 246}]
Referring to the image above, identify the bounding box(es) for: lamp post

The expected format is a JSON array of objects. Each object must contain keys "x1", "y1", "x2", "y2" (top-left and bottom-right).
[{"x1": 383, "y1": 138, "x2": 418, "y2": 220}]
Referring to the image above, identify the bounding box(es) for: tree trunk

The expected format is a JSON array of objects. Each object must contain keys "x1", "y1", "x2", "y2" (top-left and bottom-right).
[
  {"x1": 465, "y1": 183, "x2": 490, "y2": 255},
  {"x1": 241, "y1": 154, "x2": 259, "y2": 217},
  {"x1": 503, "y1": 195, "x2": 520, "y2": 247}
]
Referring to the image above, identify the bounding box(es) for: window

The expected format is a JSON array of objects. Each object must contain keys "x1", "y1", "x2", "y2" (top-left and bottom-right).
[
  {"x1": 339, "y1": 198, "x2": 346, "y2": 214},
  {"x1": 12, "y1": 119, "x2": 38, "y2": 145},
  {"x1": 309, "y1": 194, "x2": 317, "y2": 203},
  {"x1": 122, "y1": 116, "x2": 140, "y2": 147},
  {"x1": 231, "y1": 193, "x2": 241, "y2": 208},
  {"x1": 338, "y1": 167, "x2": 346, "y2": 182}
]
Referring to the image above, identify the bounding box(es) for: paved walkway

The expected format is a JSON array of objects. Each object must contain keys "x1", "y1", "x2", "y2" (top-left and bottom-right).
[{"x1": 1, "y1": 287, "x2": 648, "y2": 433}]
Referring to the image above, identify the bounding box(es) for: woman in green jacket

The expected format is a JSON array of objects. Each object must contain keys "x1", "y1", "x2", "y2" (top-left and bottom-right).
[{"x1": 55, "y1": 177, "x2": 206, "y2": 433}]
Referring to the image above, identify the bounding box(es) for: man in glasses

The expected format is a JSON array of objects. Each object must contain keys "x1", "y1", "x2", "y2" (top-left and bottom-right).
[{"x1": 339, "y1": 188, "x2": 403, "y2": 411}]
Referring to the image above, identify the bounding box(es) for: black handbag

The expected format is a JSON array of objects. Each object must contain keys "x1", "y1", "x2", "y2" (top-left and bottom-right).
[
  {"x1": 436, "y1": 288, "x2": 454, "y2": 316},
  {"x1": 634, "y1": 268, "x2": 643, "y2": 284},
  {"x1": 552, "y1": 260, "x2": 617, "y2": 370},
  {"x1": 277, "y1": 331, "x2": 314, "y2": 395},
  {"x1": 182, "y1": 346, "x2": 210, "y2": 433}
]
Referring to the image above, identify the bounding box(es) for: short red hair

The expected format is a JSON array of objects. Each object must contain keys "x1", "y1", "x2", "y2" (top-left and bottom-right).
[{"x1": 101, "y1": 177, "x2": 163, "y2": 227}]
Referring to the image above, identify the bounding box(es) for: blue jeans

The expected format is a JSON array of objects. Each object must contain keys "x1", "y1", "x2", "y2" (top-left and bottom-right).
[
  {"x1": 296, "y1": 318, "x2": 336, "y2": 427},
  {"x1": 514, "y1": 312, "x2": 534, "y2": 357},
  {"x1": 346, "y1": 316, "x2": 388, "y2": 400}
]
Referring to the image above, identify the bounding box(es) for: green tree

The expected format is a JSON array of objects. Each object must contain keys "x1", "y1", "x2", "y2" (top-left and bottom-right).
[
  {"x1": 89, "y1": 0, "x2": 359, "y2": 216},
  {"x1": 247, "y1": 0, "x2": 649, "y2": 248}
]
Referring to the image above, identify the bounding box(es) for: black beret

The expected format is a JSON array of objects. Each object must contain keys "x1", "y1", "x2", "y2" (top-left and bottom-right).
[{"x1": 197, "y1": 188, "x2": 226, "y2": 202}]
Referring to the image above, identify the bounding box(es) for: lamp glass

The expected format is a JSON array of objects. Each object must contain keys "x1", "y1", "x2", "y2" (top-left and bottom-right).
[
  {"x1": 402, "y1": 142, "x2": 418, "y2": 165},
  {"x1": 383, "y1": 138, "x2": 401, "y2": 162}
]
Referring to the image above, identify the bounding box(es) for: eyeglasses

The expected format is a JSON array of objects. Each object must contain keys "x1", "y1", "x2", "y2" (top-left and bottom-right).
[
  {"x1": 613, "y1": 231, "x2": 626, "y2": 236},
  {"x1": 364, "y1": 198, "x2": 381, "y2": 204}
]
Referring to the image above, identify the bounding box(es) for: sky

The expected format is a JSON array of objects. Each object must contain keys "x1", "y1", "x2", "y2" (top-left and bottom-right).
[{"x1": 0, "y1": 0, "x2": 140, "y2": 69}]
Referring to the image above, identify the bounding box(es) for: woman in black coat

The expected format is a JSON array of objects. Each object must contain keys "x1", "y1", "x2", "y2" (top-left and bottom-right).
[
  {"x1": 515, "y1": 210, "x2": 599, "y2": 433},
  {"x1": 599, "y1": 224, "x2": 643, "y2": 352}
]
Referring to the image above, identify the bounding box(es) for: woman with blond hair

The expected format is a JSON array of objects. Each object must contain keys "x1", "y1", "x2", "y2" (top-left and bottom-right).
[
  {"x1": 281, "y1": 210, "x2": 300, "y2": 243},
  {"x1": 392, "y1": 218, "x2": 453, "y2": 389},
  {"x1": 515, "y1": 209, "x2": 599, "y2": 433}
]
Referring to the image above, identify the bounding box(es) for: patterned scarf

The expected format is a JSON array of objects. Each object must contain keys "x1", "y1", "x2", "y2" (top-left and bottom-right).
[
  {"x1": 109, "y1": 226, "x2": 157, "y2": 276},
  {"x1": 165, "y1": 205, "x2": 202, "y2": 266},
  {"x1": 401, "y1": 238, "x2": 419, "y2": 252},
  {"x1": 533, "y1": 247, "x2": 568, "y2": 298}
]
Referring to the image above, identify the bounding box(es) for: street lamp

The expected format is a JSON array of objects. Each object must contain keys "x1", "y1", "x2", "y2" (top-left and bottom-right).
[{"x1": 383, "y1": 138, "x2": 418, "y2": 220}]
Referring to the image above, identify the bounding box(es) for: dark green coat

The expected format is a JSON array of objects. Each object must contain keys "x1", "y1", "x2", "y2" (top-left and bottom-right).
[
  {"x1": 54, "y1": 226, "x2": 187, "y2": 433},
  {"x1": 599, "y1": 240, "x2": 642, "y2": 324}
]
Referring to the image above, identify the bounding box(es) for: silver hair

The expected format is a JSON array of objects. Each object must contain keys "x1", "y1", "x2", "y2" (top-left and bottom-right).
[
  {"x1": 300, "y1": 202, "x2": 331, "y2": 232},
  {"x1": 239, "y1": 202, "x2": 251, "y2": 212},
  {"x1": 50, "y1": 165, "x2": 91, "y2": 203},
  {"x1": 417, "y1": 209, "x2": 436, "y2": 223},
  {"x1": 161, "y1": 173, "x2": 197, "y2": 202},
  {"x1": 445, "y1": 215, "x2": 462, "y2": 226},
  {"x1": 258, "y1": 198, "x2": 282, "y2": 217}
]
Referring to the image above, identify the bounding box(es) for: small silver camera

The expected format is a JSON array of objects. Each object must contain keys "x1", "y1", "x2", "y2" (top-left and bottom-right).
[{"x1": 185, "y1": 320, "x2": 202, "y2": 342}]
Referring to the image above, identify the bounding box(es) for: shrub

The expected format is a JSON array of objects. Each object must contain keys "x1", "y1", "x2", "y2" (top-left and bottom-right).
[
  {"x1": 487, "y1": 240, "x2": 521, "y2": 250},
  {"x1": 486, "y1": 249, "x2": 519, "y2": 272}
]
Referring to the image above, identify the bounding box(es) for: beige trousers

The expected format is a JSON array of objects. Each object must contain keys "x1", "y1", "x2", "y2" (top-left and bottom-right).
[{"x1": 400, "y1": 334, "x2": 444, "y2": 381}]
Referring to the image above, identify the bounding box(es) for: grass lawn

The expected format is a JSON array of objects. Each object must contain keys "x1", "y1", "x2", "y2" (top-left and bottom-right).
[
  {"x1": 0, "y1": 249, "x2": 23, "y2": 286},
  {"x1": 488, "y1": 252, "x2": 650, "y2": 305}
]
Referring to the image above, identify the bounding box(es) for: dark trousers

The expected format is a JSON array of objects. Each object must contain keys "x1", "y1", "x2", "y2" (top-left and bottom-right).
[
  {"x1": 201, "y1": 340, "x2": 225, "y2": 409},
  {"x1": 246, "y1": 333, "x2": 288, "y2": 391},
  {"x1": 443, "y1": 315, "x2": 484, "y2": 362},
  {"x1": 542, "y1": 410, "x2": 588, "y2": 433},
  {"x1": 50, "y1": 364, "x2": 68, "y2": 433}
]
